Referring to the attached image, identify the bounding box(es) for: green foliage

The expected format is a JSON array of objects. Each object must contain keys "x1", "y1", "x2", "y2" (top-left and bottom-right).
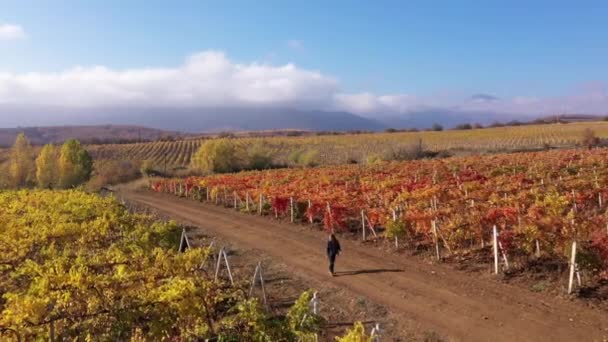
[
  {"x1": 286, "y1": 290, "x2": 324, "y2": 340},
  {"x1": 365, "y1": 153, "x2": 384, "y2": 165},
  {"x1": 191, "y1": 138, "x2": 241, "y2": 174},
  {"x1": 431, "y1": 123, "x2": 444, "y2": 131},
  {"x1": 246, "y1": 141, "x2": 276, "y2": 170},
  {"x1": 58, "y1": 139, "x2": 93, "y2": 188},
  {"x1": 384, "y1": 219, "x2": 407, "y2": 241},
  {"x1": 140, "y1": 159, "x2": 158, "y2": 177},
  {"x1": 335, "y1": 322, "x2": 373, "y2": 342},
  {"x1": 9, "y1": 132, "x2": 35, "y2": 187},
  {"x1": 289, "y1": 149, "x2": 320, "y2": 167}
]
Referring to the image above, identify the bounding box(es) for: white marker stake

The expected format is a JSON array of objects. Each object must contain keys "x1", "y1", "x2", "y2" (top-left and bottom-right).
[
  {"x1": 568, "y1": 241, "x2": 577, "y2": 294},
  {"x1": 493, "y1": 225, "x2": 499, "y2": 274},
  {"x1": 535, "y1": 240, "x2": 541, "y2": 258},
  {"x1": 290, "y1": 197, "x2": 294, "y2": 223}
]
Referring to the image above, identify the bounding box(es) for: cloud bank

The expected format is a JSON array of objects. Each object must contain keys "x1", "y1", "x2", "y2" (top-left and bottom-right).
[
  {"x1": 0, "y1": 23, "x2": 26, "y2": 40},
  {"x1": 0, "y1": 50, "x2": 606, "y2": 121}
]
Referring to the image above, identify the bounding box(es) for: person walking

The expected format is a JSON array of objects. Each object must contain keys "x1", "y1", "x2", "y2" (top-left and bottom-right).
[{"x1": 326, "y1": 233, "x2": 341, "y2": 276}]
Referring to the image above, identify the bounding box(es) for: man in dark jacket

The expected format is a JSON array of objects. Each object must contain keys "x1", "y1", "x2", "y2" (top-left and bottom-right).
[{"x1": 326, "y1": 234, "x2": 341, "y2": 276}]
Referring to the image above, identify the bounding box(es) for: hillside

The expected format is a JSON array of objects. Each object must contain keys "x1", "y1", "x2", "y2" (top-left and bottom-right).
[
  {"x1": 0, "y1": 106, "x2": 387, "y2": 133},
  {"x1": 0, "y1": 125, "x2": 186, "y2": 147}
]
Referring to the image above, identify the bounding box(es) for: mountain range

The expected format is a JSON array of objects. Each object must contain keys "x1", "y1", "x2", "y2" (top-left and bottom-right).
[{"x1": 0, "y1": 105, "x2": 526, "y2": 133}]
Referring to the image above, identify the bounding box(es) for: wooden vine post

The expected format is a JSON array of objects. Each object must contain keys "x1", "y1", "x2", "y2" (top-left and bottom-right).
[
  {"x1": 259, "y1": 194, "x2": 263, "y2": 215},
  {"x1": 568, "y1": 241, "x2": 577, "y2": 294},
  {"x1": 432, "y1": 220, "x2": 440, "y2": 260},
  {"x1": 391, "y1": 208, "x2": 398, "y2": 248},
  {"x1": 214, "y1": 248, "x2": 234, "y2": 286},
  {"x1": 361, "y1": 210, "x2": 366, "y2": 241},
  {"x1": 308, "y1": 200, "x2": 313, "y2": 224},
  {"x1": 290, "y1": 197, "x2": 294, "y2": 223},
  {"x1": 249, "y1": 261, "x2": 268, "y2": 307},
  {"x1": 493, "y1": 225, "x2": 499, "y2": 274}
]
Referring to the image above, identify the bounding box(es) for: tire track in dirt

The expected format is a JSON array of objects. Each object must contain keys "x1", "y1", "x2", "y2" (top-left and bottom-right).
[{"x1": 121, "y1": 189, "x2": 608, "y2": 342}]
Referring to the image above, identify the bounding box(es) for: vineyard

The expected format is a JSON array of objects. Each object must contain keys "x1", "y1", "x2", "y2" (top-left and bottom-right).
[
  {"x1": 1, "y1": 122, "x2": 608, "y2": 174},
  {"x1": 90, "y1": 121, "x2": 608, "y2": 170},
  {"x1": 152, "y1": 147, "x2": 608, "y2": 284},
  {"x1": 0, "y1": 190, "x2": 332, "y2": 341}
]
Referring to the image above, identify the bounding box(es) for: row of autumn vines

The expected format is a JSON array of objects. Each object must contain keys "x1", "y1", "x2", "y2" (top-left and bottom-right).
[
  {"x1": 152, "y1": 148, "x2": 608, "y2": 278},
  {"x1": 0, "y1": 190, "x2": 332, "y2": 341}
]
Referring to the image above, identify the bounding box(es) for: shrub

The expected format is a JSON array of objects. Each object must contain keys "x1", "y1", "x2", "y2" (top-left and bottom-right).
[
  {"x1": 365, "y1": 154, "x2": 384, "y2": 165},
  {"x1": 246, "y1": 141, "x2": 276, "y2": 170},
  {"x1": 581, "y1": 128, "x2": 599, "y2": 149},
  {"x1": 289, "y1": 149, "x2": 320, "y2": 167},
  {"x1": 453, "y1": 123, "x2": 473, "y2": 130},
  {"x1": 191, "y1": 139, "x2": 242, "y2": 174},
  {"x1": 140, "y1": 159, "x2": 158, "y2": 177}
]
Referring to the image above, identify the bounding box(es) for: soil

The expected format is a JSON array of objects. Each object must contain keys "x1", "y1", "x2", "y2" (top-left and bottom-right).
[{"x1": 117, "y1": 187, "x2": 608, "y2": 342}]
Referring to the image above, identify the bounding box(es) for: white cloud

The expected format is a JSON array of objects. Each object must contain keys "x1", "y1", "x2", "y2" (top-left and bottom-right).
[
  {"x1": 0, "y1": 50, "x2": 606, "y2": 119},
  {"x1": 0, "y1": 51, "x2": 338, "y2": 108},
  {"x1": 0, "y1": 23, "x2": 26, "y2": 40},
  {"x1": 286, "y1": 39, "x2": 303, "y2": 50}
]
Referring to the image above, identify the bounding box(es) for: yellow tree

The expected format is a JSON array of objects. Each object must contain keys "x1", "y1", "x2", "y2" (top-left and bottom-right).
[
  {"x1": 9, "y1": 133, "x2": 34, "y2": 187},
  {"x1": 36, "y1": 144, "x2": 57, "y2": 188}
]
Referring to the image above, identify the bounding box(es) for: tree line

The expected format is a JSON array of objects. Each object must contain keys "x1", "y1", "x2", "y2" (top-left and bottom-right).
[{"x1": 5, "y1": 133, "x2": 92, "y2": 189}]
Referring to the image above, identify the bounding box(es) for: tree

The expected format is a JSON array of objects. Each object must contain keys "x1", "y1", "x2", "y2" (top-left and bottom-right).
[
  {"x1": 191, "y1": 138, "x2": 241, "y2": 174},
  {"x1": 431, "y1": 123, "x2": 443, "y2": 131},
  {"x1": 246, "y1": 141, "x2": 275, "y2": 170},
  {"x1": 9, "y1": 133, "x2": 34, "y2": 187},
  {"x1": 59, "y1": 139, "x2": 93, "y2": 188},
  {"x1": 36, "y1": 144, "x2": 57, "y2": 188}
]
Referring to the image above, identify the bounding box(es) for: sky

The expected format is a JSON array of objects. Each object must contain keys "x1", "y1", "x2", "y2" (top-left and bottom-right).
[{"x1": 1, "y1": 0, "x2": 608, "y2": 125}]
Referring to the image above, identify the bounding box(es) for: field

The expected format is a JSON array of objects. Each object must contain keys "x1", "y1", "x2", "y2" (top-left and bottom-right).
[
  {"x1": 152, "y1": 147, "x2": 608, "y2": 284},
  {"x1": 82, "y1": 121, "x2": 608, "y2": 170},
  {"x1": 1, "y1": 122, "x2": 608, "y2": 173}
]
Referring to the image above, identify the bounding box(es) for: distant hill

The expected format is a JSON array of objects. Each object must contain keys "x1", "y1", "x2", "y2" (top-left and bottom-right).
[
  {"x1": 0, "y1": 106, "x2": 387, "y2": 133},
  {"x1": 0, "y1": 125, "x2": 186, "y2": 147},
  {"x1": 535, "y1": 114, "x2": 608, "y2": 123}
]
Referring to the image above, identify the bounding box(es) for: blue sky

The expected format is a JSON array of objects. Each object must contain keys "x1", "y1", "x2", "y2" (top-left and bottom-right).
[{"x1": 1, "y1": 0, "x2": 608, "y2": 121}]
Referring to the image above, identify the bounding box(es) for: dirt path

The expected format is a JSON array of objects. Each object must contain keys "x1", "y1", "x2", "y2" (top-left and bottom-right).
[{"x1": 119, "y1": 189, "x2": 608, "y2": 342}]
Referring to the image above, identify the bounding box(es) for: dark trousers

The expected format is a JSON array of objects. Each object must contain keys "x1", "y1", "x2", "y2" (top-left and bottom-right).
[{"x1": 328, "y1": 254, "x2": 336, "y2": 273}]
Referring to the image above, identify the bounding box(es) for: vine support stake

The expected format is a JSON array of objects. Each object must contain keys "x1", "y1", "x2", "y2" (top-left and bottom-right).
[
  {"x1": 493, "y1": 225, "x2": 499, "y2": 274},
  {"x1": 535, "y1": 240, "x2": 541, "y2": 258},
  {"x1": 290, "y1": 197, "x2": 294, "y2": 223},
  {"x1": 308, "y1": 200, "x2": 313, "y2": 224},
  {"x1": 432, "y1": 220, "x2": 440, "y2": 260},
  {"x1": 568, "y1": 241, "x2": 577, "y2": 294},
  {"x1": 214, "y1": 248, "x2": 234, "y2": 286},
  {"x1": 259, "y1": 194, "x2": 263, "y2": 215},
  {"x1": 249, "y1": 261, "x2": 268, "y2": 307},
  {"x1": 361, "y1": 210, "x2": 366, "y2": 241}
]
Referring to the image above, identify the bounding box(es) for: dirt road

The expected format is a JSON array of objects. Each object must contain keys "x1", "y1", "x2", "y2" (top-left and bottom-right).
[{"x1": 120, "y1": 189, "x2": 608, "y2": 341}]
